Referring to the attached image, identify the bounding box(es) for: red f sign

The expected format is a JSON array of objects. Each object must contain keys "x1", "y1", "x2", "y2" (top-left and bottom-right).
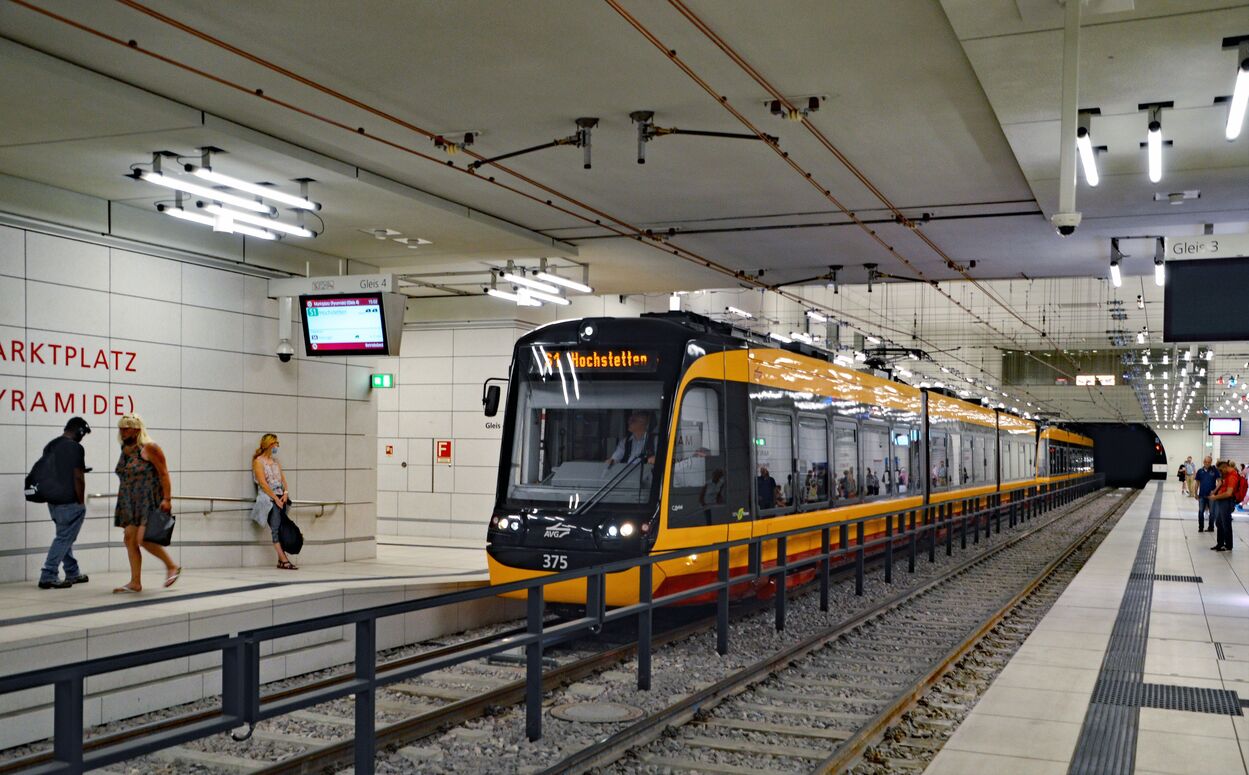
[{"x1": 435, "y1": 440, "x2": 453, "y2": 464}]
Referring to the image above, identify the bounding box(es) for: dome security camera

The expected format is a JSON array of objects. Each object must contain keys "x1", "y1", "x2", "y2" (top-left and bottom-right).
[
  {"x1": 276, "y1": 339, "x2": 295, "y2": 363},
  {"x1": 1051, "y1": 212, "x2": 1082, "y2": 237}
]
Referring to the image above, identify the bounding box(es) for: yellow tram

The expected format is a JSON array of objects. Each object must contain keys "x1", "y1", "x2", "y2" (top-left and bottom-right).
[{"x1": 486, "y1": 313, "x2": 1094, "y2": 606}]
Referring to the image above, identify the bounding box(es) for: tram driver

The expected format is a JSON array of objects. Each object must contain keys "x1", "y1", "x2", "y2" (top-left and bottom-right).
[{"x1": 605, "y1": 411, "x2": 658, "y2": 467}]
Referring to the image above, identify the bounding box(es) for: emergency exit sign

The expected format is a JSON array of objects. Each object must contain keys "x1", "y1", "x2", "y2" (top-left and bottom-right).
[{"x1": 370, "y1": 373, "x2": 394, "y2": 389}]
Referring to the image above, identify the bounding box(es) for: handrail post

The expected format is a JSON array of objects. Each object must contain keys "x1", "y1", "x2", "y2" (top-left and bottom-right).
[
  {"x1": 855, "y1": 521, "x2": 865, "y2": 596},
  {"x1": 884, "y1": 511, "x2": 894, "y2": 584},
  {"x1": 928, "y1": 507, "x2": 936, "y2": 563},
  {"x1": 354, "y1": 619, "x2": 377, "y2": 775},
  {"x1": 53, "y1": 677, "x2": 83, "y2": 770},
  {"x1": 774, "y1": 536, "x2": 787, "y2": 632},
  {"x1": 716, "y1": 547, "x2": 730, "y2": 655},
  {"x1": 995, "y1": 494, "x2": 1002, "y2": 534},
  {"x1": 818, "y1": 527, "x2": 830, "y2": 613},
  {"x1": 222, "y1": 639, "x2": 245, "y2": 723},
  {"x1": 586, "y1": 572, "x2": 603, "y2": 630},
  {"x1": 638, "y1": 564, "x2": 653, "y2": 690},
  {"x1": 944, "y1": 504, "x2": 953, "y2": 556},
  {"x1": 907, "y1": 510, "x2": 917, "y2": 574},
  {"x1": 525, "y1": 587, "x2": 544, "y2": 742}
]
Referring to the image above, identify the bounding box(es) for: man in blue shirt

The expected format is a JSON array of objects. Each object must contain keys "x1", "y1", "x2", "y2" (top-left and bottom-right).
[{"x1": 1194, "y1": 455, "x2": 1219, "y2": 532}]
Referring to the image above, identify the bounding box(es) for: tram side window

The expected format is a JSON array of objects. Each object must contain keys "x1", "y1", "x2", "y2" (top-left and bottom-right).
[
  {"x1": 971, "y1": 433, "x2": 986, "y2": 484},
  {"x1": 957, "y1": 432, "x2": 973, "y2": 485},
  {"x1": 754, "y1": 412, "x2": 793, "y2": 512},
  {"x1": 890, "y1": 426, "x2": 914, "y2": 495},
  {"x1": 833, "y1": 422, "x2": 859, "y2": 501},
  {"x1": 1003, "y1": 439, "x2": 1015, "y2": 481},
  {"x1": 797, "y1": 417, "x2": 829, "y2": 505},
  {"x1": 668, "y1": 385, "x2": 726, "y2": 527},
  {"x1": 929, "y1": 430, "x2": 950, "y2": 490},
  {"x1": 861, "y1": 424, "x2": 888, "y2": 498}
]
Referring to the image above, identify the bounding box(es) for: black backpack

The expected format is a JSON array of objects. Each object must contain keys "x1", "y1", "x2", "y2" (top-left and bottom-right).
[
  {"x1": 278, "y1": 512, "x2": 304, "y2": 555},
  {"x1": 24, "y1": 440, "x2": 70, "y2": 503}
]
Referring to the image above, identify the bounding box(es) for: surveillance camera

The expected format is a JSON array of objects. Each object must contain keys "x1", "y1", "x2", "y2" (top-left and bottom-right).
[
  {"x1": 1050, "y1": 211, "x2": 1082, "y2": 237},
  {"x1": 276, "y1": 339, "x2": 294, "y2": 363}
]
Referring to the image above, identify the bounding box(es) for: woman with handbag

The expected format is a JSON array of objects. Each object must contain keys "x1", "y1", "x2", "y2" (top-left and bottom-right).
[
  {"x1": 250, "y1": 434, "x2": 297, "y2": 570},
  {"x1": 113, "y1": 414, "x2": 180, "y2": 593}
]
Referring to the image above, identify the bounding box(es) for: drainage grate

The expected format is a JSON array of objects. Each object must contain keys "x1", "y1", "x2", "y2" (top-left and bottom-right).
[
  {"x1": 1092, "y1": 679, "x2": 1243, "y2": 716},
  {"x1": 1130, "y1": 573, "x2": 1202, "y2": 583}
]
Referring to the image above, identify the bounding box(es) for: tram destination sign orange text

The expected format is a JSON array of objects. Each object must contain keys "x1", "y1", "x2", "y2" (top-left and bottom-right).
[{"x1": 542, "y1": 349, "x2": 659, "y2": 371}]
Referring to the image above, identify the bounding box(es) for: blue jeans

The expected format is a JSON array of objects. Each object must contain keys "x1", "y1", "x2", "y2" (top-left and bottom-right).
[
  {"x1": 40, "y1": 503, "x2": 85, "y2": 583},
  {"x1": 1198, "y1": 496, "x2": 1213, "y2": 531}
]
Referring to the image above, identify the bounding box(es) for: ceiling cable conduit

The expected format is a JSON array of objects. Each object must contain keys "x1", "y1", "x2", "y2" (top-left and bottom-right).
[
  {"x1": 658, "y1": 0, "x2": 1079, "y2": 370},
  {"x1": 10, "y1": 0, "x2": 1059, "y2": 415}
]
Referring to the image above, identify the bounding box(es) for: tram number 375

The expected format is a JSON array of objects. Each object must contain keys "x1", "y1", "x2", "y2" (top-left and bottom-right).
[{"x1": 541, "y1": 553, "x2": 568, "y2": 570}]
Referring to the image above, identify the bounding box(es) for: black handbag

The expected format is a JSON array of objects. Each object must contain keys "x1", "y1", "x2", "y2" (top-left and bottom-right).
[
  {"x1": 144, "y1": 507, "x2": 176, "y2": 546},
  {"x1": 278, "y1": 509, "x2": 303, "y2": 555}
]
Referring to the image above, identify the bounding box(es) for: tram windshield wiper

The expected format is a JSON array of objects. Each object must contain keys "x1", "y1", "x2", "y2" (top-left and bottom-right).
[{"x1": 572, "y1": 458, "x2": 644, "y2": 516}]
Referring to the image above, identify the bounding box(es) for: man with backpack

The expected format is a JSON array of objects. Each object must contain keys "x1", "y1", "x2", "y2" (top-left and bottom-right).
[{"x1": 29, "y1": 418, "x2": 92, "y2": 589}]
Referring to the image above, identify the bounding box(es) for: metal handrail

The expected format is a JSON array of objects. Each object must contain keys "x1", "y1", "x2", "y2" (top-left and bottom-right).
[
  {"x1": 85, "y1": 493, "x2": 345, "y2": 518},
  {"x1": 4, "y1": 475, "x2": 1103, "y2": 775}
]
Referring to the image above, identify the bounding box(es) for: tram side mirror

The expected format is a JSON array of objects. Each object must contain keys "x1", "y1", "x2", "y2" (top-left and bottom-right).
[{"x1": 483, "y1": 384, "x2": 501, "y2": 417}]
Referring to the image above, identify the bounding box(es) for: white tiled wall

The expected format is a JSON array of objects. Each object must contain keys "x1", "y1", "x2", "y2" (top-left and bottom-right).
[
  {"x1": 375, "y1": 324, "x2": 526, "y2": 540},
  {"x1": 0, "y1": 224, "x2": 377, "y2": 582}
]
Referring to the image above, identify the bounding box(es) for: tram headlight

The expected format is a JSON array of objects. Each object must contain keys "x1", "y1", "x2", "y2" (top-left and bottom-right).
[
  {"x1": 607, "y1": 525, "x2": 619, "y2": 537},
  {"x1": 620, "y1": 522, "x2": 635, "y2": 537}
]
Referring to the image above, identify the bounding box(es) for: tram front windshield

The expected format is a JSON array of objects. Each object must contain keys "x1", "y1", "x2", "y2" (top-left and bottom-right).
[{"x1": 506, "y1": 369, "x2": 665, "y2": 511}]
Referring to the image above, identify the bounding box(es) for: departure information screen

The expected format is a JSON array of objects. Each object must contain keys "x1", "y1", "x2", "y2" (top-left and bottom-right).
[{"x1": 301, "y1": 295, "x2": 387, "y2": 354}]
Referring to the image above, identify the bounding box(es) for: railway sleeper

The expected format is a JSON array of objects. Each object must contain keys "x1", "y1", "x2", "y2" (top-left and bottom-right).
[{"x1": 681, "y1": 735, "x2": 827, "y2": 760}]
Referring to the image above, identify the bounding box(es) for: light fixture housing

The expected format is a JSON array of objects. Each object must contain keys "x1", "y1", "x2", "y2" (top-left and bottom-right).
[
  {"x1": 499, "y1": 272, "x2": 559, "y2": 294},
  {"x1": 1146, "y1": 107, "x2": 1164, "y2": 183},
  {"x1": 1110, "y1": 260, "x2": 1122, "y2": 287},
  {"x1": 1076, "y1": 118, "x2": 1099, "y2": 186},
  {"x1": 201, "y1": 204, "x2": 313, "y2": 238},
  {"x1": 139, "y1": 171, "x2": 275, "y2": 215},
  {"x1": 1226, "y1": 51, "x2": 1249, "y2": 140},
  {"x1": 534, "y1": 271, "x2": 593, "y2": 294}
]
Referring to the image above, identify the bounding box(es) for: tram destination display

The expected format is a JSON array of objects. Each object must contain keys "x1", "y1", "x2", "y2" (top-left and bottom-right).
[
  {"x1": 530, "y1": 348, "x2": 660, "y2": 372},
  {"x1": 300, "y1": 294, "x2": 390, "y2": 355}
]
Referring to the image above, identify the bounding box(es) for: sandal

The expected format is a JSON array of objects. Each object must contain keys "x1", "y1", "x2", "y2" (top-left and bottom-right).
[
  {"x1": 164, "y1": 567, "x2": 182, "y2": 588},
  {"x1": 277, "y1": 560, "x2": 298, "y2": 570},
  {"x1": 113, "y1": 584, "x2": 141, "y2": 594}
]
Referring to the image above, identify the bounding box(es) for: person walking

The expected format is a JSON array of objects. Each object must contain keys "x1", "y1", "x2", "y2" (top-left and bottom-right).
[
  {"x1": 1194, "y1": 456, "x2": 1219, "y2": 532},
  {"x1": 1184, "y1": 456, "x2": 1197, "y2": 498},
  {"x1": 250, "y1": 433, "x2": 297, "y2": 570},
  {"x1": 1176, "y1": 464, "x2": 1187, "y2": 496},
  {"x1": 1208, "y1": 460, "x2": 1238, "y2": 552},
  {"x1": 36, "y1": 417, "x2": 92, "y2": 589},
  {"x1": 113, "y1": 414, "x2": 180, "y2": 592}
]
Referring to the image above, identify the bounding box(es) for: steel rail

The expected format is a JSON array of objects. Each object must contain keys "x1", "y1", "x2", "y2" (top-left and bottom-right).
[{"x1": 535, "y1": 486, "x2": 1121, "y2": 775}]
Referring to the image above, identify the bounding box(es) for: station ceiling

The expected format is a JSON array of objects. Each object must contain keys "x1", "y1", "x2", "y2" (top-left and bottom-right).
[{"x1": 0, "y1": 0, "x2": 1246, "y2": 426}]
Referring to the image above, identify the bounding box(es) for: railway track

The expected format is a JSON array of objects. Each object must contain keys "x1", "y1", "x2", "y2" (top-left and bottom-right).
[{"x1": 544, "y1": 487, "x2": 1134, "y2": 775}]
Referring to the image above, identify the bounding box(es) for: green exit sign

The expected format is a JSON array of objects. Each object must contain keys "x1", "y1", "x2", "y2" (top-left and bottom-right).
[{"x1": 370, "y1": 373, "x2": 394, "y2": 389}]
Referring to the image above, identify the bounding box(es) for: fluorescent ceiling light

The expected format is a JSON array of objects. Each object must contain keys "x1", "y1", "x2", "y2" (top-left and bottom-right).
[
  {"x1": 865, "y1": 336, "x2": 881, "y2": 345},
  {"x1": 1147, "y1": 119, "x2": 1163, "y2": 183},
  {"x1": 1227, "y1": 57, "x2": 1249, "y2": 140},
  {"x1": 806, "y1": 310, "x2": 827, "y2": 323},
  {"x1": 202, "y1": 204, "x2": 313, "y2": 237},
  {"x1": 525, "y1": 288, "x2": 571, "y2": 306},
  {"x1": 534, "y1": 271, "x2": 593, "y2": 294},
  {"x1": 162, "y1": 206, "x2": 214, "y2": 228},
  {"x1": 726, "y1": 306, "x2": 753, "y2": 319},
  {"x1": 1154, "y1": 261, "x2": 1165, "y2": 286},
  {"x1": 1076, "y1": 126, "x2": 1099, "y2": 186},
  {"x1": 1110, "y1": 261, "x2": 1122, "y2": 287},
  {"x1": 500, "y1": 272, "x2": 558, "y2": 294},
  {"x1": 487, "y1": 287, "x2": 541, "y2": 306},
  {"x1": 139, "y1": 171, "x2": 274, "y2": 214},
  {"x1": 165, "y1": 206, "x2": 275, "y2": 240},
  {"x1": 769, "y1": 332, "x2": 792, "y2": 343},
  {"x1": 189, "y1": 165, "x2": 319, "y2": 210}
]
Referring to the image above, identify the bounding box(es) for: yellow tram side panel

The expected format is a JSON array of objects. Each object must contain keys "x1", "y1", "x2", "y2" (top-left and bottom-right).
[{"x1": 1037, "y1": 426, "x2": 1094, "y2": 484}]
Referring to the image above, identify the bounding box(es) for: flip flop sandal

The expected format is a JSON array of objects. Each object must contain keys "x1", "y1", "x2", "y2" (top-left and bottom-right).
[
  {"x1": 113, "y1": 585, "x2": 140, "y2": 593},
  {"x1": 164, "y1": 567, "x2": 182, "y2": 588}
]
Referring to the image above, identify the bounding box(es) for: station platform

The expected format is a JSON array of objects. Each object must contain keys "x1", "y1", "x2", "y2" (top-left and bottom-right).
[
  {"x1": 926, "y1": 481, "x2": 1249, "y2": 775},
  {"x1": 0, "y1": 537, "x2": 506, "y2": 750}
]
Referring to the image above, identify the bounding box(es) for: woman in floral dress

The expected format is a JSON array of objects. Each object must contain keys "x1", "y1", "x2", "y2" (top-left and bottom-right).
[{"x1": 114, "y1": 413, "x2": 180, "y2": 592}]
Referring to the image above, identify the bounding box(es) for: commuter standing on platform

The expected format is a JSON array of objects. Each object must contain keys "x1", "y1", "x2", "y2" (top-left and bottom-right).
[
  {"x1": 113, "y1": 414, "x2": 180, "y2": 592},
  {"x1": 35, "y1": 417, "x2": 92, "y2": 590},
  {"x1": 250, "y1": 433, "x2": 297, "y2": 570},
  {"x1": 1176, "y1": 464, "x2": 1187, "y2": 495},
  {"x1": 1184, "y1": 456, "x2": 1197, "y2": 498},
  {"x1": 1194, "y1": 456, "x2": 1218, "y2": 532},
  {"x1": 1208, "y1": 460, "x2": 1237, "y2": 552}
]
